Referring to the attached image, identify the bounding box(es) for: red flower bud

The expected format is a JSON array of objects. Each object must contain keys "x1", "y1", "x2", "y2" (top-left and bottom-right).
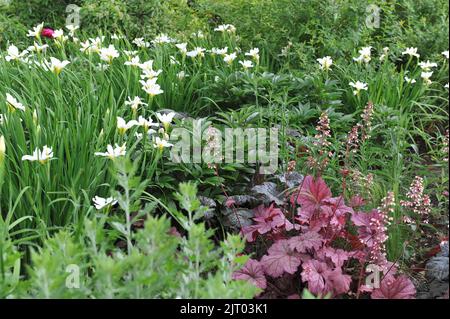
[{"x1": 41, "y1": 28, "x2": 55, "y2": 38}]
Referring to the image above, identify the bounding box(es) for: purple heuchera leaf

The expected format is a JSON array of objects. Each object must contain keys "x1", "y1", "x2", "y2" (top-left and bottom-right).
[
  {"x1": 291, "y1": 176, "x2": 332, "y2": 210},
  {"x1": 232, "y1": 259, "x2": 267, "y2": 290},
  {"x1": 288, "y1": 231, "x2": 323, "y2": 253},
  {"x1": 350, "y1": 195, "x2": 366, "y2": 208},
  {"x1": 301, "y1": 255, "x2": 352, "y2": 296},
  {"x1": 261, "y1": 240, "x2": 302, "y2": 277},
  {"x1": 321, "y1": 247, "x2": 350, "y2": 268},
  {"x1": 301, "y1": 259, "x2": 328, "y2": 295},
  {"x1": 351, "y1": 209, "x2": 384, "y2": 248},
  {"x1": 325, "y1": 269, "x2": 352, "y2": 295},
  {"x1": 371, "y1": 275, "x2": 416, "y2": 299},
  {"x1": 322, "y1": 196, "x2": 353, "y2": 228},
  {"x1": 293, "y1": 177, "x2": 353, "y2": 234},
  {"x1": 242, "y1": 204, "x2": 294, "y2": 242}
]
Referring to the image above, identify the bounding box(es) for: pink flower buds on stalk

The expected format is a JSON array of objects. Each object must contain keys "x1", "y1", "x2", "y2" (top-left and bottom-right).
[
  {"x1": 307, "y1": 112, "x2": 333, "y2": 170},
  {"x1": 442, "y1": 129, "x2": 449, "y2": 162},
  {"x1": 361, "y1": 102, "x2": 374, "y2": 142},
  {"x1": 314, "y1": 112, "x2": 332, "y2": 149},
  {"x1": 343, "y1": 101, "x2": 374, "y2": 158},
  {"x1": 400, "y1": 176, "x2": 431, "y2": 223},
  {"x1": 369, "y1": 192, "x2": 395, "y2": 264},
  {"x1": 287, "y1": 160, "x2": 296, "y2": 172},
  {"x1": 347, "y1": 124, "x2": 361, "y2": 153}
]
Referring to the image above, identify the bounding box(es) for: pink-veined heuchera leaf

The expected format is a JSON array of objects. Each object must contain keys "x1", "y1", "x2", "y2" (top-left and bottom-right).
[
  {"x1": 232, "y1": 259, "x2": 267, "y2": 290},
  {"x1": 371, "y1": 275, "x2": 416, "y2": 299},
  {"x1": 300, "y1": 259, "x2": 328, "y2": 295},
  {"x1": 322, "y1": 196, "x2": 353, "y2": 227},
  {"x1": 241, "y1": 224, "x2": 260, "y2": 242},
  {"x1": 350, "y1": 195, "x2": 366, "y2": 208},
  {"x1": 351, "y1": 209, "x2": 380, "y2": 247},
  {"x1": 291, "y1": 176, "x2": 331, "y2": 211},
  {"x1": 325, "y1": 269, "x2": 352, "y2": 295},
  {"x1": 288, "y1": 231, "x2": 323, "y2": 253},
  {"x1": 351, "y1": 210, "x2": 373, "y2": 227},
  {"x1": 261, "y1": 240, "x2": 302, "y2": 277},
  {"x1": 293, "y1": 177, "x2": 353, "y2": 234},
  {"x1": 241, "y1": 204, "x2": 294, "y2": 242},
  {"x1": 322, "y1": 247, "x2": 350, "y2": 268},
  {"x1": 301, "y1": 259, "x2": 352, "y2": 296}
]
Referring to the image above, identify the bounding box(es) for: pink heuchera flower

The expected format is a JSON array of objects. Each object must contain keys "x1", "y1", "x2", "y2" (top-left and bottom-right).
[
  {"x1": 400, "y1": 176, "x2": 431, "y2": 220},
  {"x1": 41, "y1": 28, "x2": 55, "y2": 38},
  {"x1": 371, "y1": 275, "x2": 416, "y2": 299},
  {"x1": 232, "y1": 259, "x2": 267, "y2": 290},
  {"x1": 351, "y1": 207, "x2": 390, "y2": 264}
]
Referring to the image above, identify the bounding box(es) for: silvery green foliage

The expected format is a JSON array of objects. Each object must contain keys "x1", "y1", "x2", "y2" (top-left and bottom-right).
[
  {"x1": 224, "y1": 195, "x2": 260, "y2": 207},
  {"x1": 5, "y1": 181, "x2": 258, "y2": 298},
  {"x1": 221, "y1": 208, "x2": 254, "y2": 230},
  {"x1": 0, "y1": 239, "x2": 21, "y2": 298},
  {"x1": 275, "y1": 172, "x2": 304, "y2": 189},
  {"x1": 251, "y1": 182, "x2": 284, "y2": 205}
]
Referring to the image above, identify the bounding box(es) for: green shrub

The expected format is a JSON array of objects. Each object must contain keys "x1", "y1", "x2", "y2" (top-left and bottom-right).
[
  {"x1": 0, "y1": 0, "x2": 79, "y2": 48},
  {"x1": 2, "y1": 178, "x2": 258, "y2": 298},
  {"x1": 0, "y1": 239, "x2": 21, "y2": 298},
  {"x1": 1, "y1": 0, "x2": 205, "y2": 46},
  {"x1": 193, "y1": 0, "x2": 449, "y2": 68},
  {"x1": 80, "y1": 0, "x2": 205, "y2": 39},
  {"x1": 2, "y1": 0, "x2": 79, "y2": 26},
  {"x1": 2, "y1": 0, "x2": 448, "y2": 65}
]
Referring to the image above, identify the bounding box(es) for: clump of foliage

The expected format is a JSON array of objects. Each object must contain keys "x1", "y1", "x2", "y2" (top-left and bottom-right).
[
  {"x1": 0, "y1": 0, "x2": 448, "y2": 300},
  {"x1": 0, "y1": 0, "x2": 77, "y2": 46},
  {"x1": 193, "y1": 0, "x2": 449, "y2": 68},
  {"x1": 233, "y1": 175, "x2": 416, "y2": 299},
  {"x1": 79, "y1": 0, "x2": 205, "y2": 39},
  {"x1": 1, "y1": 162, "x2": 258, "y2": 298}
]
